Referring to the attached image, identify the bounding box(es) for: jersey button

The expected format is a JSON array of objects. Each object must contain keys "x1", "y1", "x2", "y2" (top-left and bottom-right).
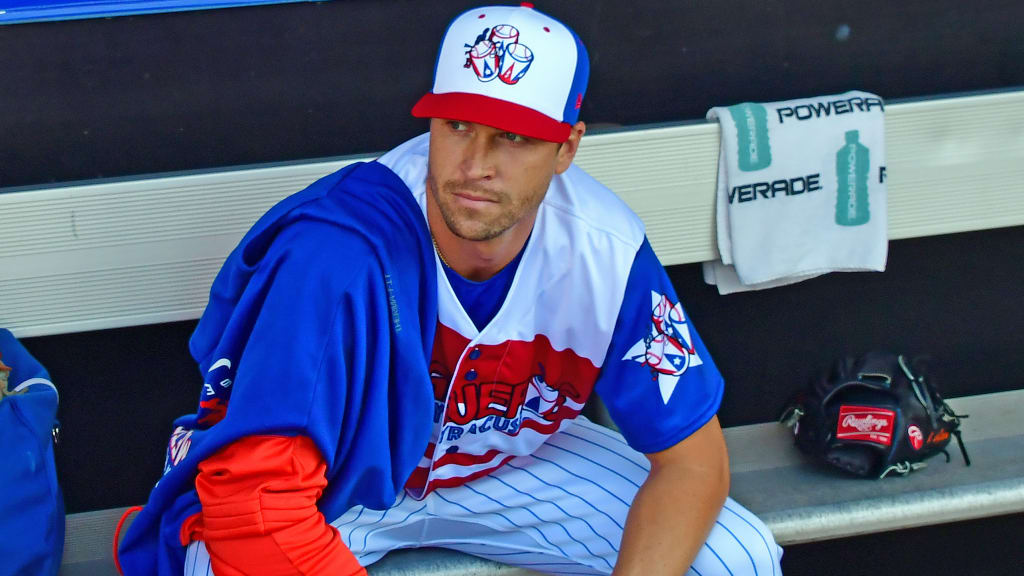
[
  {"x1": 465, "y1": 369, "x2": 478, "y2": 381},
  {"x1": 468, "y1": 348, "x2": 481, "y2": 360}
]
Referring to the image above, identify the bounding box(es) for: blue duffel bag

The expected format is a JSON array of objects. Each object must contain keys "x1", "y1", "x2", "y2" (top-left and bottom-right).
[{"x1": 0, "y1": 328, "x2": 64, "y2": 576}]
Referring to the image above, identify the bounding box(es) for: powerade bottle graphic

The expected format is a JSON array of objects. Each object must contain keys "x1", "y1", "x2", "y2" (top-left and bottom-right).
[
  {"x1": 835, "y1": 130, "x2": 871, "y2": 226},
  {"x1": 728, "y1": 103, "x2": 772, "y2": 171}
]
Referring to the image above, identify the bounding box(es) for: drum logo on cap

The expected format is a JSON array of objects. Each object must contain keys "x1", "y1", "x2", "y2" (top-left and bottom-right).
[{"x1": 464, "y1": 25, "x2": 534, "y2": 85}]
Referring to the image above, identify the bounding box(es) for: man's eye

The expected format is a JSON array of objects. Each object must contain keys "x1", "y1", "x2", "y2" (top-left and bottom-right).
[
  {"x1": 502, "y1": 132, "x2": 525, "y2": 143},
  {"x1": 449, "y1": 121, "x2": 467, "y2": 131}
]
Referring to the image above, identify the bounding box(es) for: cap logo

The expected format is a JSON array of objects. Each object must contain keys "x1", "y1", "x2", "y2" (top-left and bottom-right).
[{"x1": 464, "y1": 25, "x2": 535, "y2": 85}]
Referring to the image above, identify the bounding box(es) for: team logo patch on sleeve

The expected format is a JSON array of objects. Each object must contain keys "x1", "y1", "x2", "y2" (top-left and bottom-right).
[
  {"x1": 164, "y1": 426, "x2": 194, "y2": 474},
  {"x1": 196, "y1": 356, "x2": 234, "y2": 428},
  {"x1": 623, "y1": 291, "x2": 703, "y2": 404}
]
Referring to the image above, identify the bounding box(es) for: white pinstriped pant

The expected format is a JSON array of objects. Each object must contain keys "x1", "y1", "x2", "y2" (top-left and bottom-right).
[{"x1": 185, "y1": 417, "x2": 782, "y2": 575}]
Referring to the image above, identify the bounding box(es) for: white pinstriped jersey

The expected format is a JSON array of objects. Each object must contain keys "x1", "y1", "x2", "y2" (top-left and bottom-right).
[
  {"x1": 182, "y1": 135, "x2": 781, "y2": 576},
  {"x1": 181, "y1": 138, "x2": 775, "y2": 576},
  {"x1": 378, "y1": 134, "x2": 723, "y2": 498}
]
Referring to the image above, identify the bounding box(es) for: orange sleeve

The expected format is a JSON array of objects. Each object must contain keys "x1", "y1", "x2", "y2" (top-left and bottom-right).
[{"x1": 184, "y1": 435, "x2": 366, "y2": 576}]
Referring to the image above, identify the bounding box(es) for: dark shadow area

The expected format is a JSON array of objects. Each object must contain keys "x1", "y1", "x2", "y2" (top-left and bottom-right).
[
  {"x1": 671, "y1": 225, "x2": 1024, "y2": 427},
  {"x1": 25, "y1": 321, "x2": 200, "y2": 513},
  {"x1": 782, "y1": 513, "x2": 1024, "y2": 575},
  {"x1": 3, "y1": 0, "x2": 1023, "y2": 188}
]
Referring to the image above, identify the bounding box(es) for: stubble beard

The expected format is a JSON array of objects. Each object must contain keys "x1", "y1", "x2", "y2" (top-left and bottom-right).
[{"x1": 428, "y1": 173, "x2": 541, "y2": 242}]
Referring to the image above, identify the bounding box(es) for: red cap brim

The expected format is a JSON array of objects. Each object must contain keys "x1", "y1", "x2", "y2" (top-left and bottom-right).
[{"x1": 412, "y1": 92, "x2": 571, "y2": 143}]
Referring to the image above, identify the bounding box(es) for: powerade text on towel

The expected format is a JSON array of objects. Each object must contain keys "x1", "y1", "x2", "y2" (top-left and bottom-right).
[{"x1": 704, "y1": 91, "x2": 888, "y2": 294}]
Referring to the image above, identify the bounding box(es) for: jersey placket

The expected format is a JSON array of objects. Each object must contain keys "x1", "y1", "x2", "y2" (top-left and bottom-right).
[
  {"x1": 424, "y1": 335, "x2": 514, "y2": 494},
  {"x1": 419, "y1": 203, "x2": 540, "y2": 494}
]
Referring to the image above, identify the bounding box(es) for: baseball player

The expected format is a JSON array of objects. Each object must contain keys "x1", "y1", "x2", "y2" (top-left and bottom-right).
[{"x1": 116, "y1": 4, "x2": 782, "y2": 575}]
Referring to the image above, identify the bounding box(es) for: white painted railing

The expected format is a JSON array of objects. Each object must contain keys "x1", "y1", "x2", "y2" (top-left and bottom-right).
[{"x1": 2, "y1": 90, "x2": 1023, "y2": 337}]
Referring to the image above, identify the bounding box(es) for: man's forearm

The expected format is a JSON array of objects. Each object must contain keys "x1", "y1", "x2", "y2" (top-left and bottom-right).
[{"x1": 612, "y1": 417, "x2": 730, "y2": 576}]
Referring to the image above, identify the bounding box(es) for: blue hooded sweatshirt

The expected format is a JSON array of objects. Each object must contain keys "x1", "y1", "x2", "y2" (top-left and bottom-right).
[{"x1": 117, "y1": 160, "x2": 437, "y2": 575}]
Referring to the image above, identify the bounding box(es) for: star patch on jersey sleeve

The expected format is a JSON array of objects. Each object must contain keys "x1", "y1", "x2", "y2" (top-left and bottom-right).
[{"x1": 623, "y1": 291, "x2": 703, "y2": 403}]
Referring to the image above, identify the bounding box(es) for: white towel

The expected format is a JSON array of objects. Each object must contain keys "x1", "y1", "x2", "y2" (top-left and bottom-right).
[{"x1": 704, "y1": 90, "x2": 888, "y2": 294}]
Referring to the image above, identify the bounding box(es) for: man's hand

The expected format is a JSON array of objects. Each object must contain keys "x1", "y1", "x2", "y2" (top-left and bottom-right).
[{"x1": 612, "y1": 416, "x2": 730, "y2": 576}]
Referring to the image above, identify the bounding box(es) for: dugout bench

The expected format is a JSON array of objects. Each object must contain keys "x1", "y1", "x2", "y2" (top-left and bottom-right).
[
  {"x1": 2, "y1": 90, "x2": 1022, "y2": 575},
  {"x1": 59, "y1": 389, "x2": 1024, "y2": 575}
]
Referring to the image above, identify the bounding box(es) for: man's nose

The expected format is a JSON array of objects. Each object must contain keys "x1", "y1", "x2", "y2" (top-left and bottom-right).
[{"x1": 460, "y1": 135, "x2": 496, "y2": 180}]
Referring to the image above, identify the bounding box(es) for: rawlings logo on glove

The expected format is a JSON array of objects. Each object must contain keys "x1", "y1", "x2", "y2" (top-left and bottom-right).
[
  {"x1": 837, "y1": 406, "x2": 895, "y2": 445},
  {"x1": 781, "y1": 351, "x2": 970, "y2": 479}
]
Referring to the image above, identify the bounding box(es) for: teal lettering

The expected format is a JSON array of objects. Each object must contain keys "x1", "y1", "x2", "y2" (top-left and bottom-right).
[
  {"x1": 835, "y1": 130, "x2": 870, "y2": 225},
  {"x1": 745, "y1": 107, "x2": 758, "y2": 163},
  {"x1": 729, "y1": 102, "x2": 772, "y2": 170}
]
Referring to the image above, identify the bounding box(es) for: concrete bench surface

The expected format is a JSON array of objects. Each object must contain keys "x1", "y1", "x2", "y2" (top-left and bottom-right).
[{"x1": 60, "y1": 390, "x2": 1023, "y2": 575}]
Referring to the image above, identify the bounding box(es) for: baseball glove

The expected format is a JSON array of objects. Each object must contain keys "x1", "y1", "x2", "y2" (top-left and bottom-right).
[{"x1": 781, "y1": 351, "x2": 970, "y2": 478}]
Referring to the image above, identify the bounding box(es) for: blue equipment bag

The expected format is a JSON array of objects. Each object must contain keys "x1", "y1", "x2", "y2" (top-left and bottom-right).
[{"x1": 0, "y1": 329, "x2": 64, "y2": 576}]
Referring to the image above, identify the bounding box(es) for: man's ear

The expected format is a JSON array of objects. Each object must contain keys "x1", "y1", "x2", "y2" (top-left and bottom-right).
[{"x1": 554, "y1": 121, "x2": 586, "y2": 174}]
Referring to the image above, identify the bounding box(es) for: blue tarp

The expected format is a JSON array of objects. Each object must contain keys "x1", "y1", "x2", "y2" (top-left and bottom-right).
[{"x1": 0, "y1": 0, "x2": 310, "y2": 24}]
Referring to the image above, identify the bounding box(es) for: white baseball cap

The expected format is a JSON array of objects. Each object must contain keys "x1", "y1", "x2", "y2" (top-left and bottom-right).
[{"x1": 412, "y1": 3, "x2": 590, "y2": 142}]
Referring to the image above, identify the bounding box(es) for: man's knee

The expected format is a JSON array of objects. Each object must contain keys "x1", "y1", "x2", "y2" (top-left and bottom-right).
[
  {"x1": 733, "y1": 514, "x2": 781, "y2": 576},
  {"x1": 696, "y1": 503, "x2": 782, "y2": 576},
  {"x1": 738, "y1": 531, "x2": 782, "y2": 576},
  {"x1": 696, "y1": 535, "x2": 782, "y2": 576}
]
